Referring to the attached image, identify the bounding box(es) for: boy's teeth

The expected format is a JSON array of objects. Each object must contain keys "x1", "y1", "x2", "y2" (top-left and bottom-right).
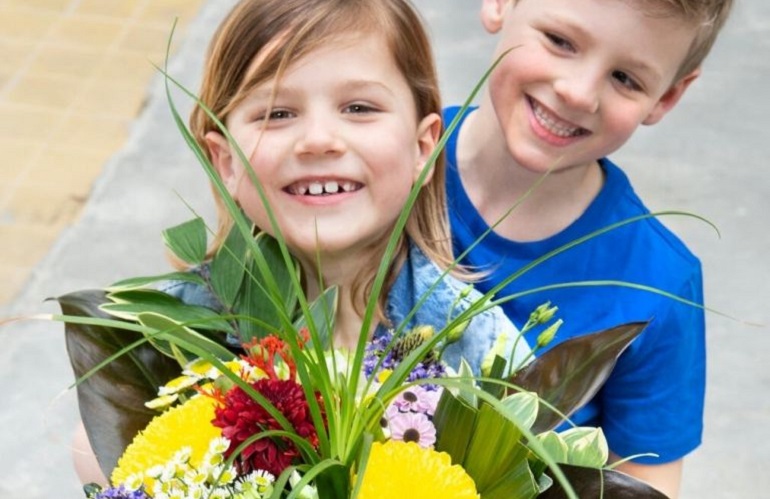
[
  {"x1": 308, "y1": 182, "x2": 324, "y2": 195},
  {"x1": 324, "y1": 181, "x2": 339, "y2": 193},
  {"x1": 533, "y1": 101, "x2": 584, "y2": 137}
]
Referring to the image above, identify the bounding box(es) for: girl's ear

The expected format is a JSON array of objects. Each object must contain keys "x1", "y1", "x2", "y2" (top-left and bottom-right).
[
  {"x1": 643, "y1": 68, "x2": 700, "y2": 125},
  {"x1": 480, "y1": 0, "x2": 509, "y2": 34},
  {"x1": 413, "y1": 113, "x2": 442, "y2": 186},
  {"x1": 204, "y1": 131, "x2": 238, "y2": 195}
]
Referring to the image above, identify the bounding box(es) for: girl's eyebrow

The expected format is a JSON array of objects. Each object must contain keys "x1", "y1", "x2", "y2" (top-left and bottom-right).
[
  {"x1": 340, "y1": 79, "x2": 395, "y2": 96},
  {"x1": 249, "y1": 79, "x2": 396, "y2": 100}
]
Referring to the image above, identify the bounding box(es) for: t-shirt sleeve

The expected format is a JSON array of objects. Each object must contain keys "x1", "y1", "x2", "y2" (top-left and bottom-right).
[{"x1": 597, "y1": 271, "x2": 706, "y2": 464}]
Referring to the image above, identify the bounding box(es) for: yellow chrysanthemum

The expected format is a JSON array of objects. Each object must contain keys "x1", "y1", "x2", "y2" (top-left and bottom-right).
[
  {"x1": 111, "y1": 395, "x2": 221, "y2": 488},
  {"x1": 358, "y1": 441, "x2": 479, "y2": 498}
]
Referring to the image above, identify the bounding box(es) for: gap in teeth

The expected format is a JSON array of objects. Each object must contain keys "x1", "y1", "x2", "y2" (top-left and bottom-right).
[{"x1": 292, "y1": 180, "x2": 359, "y2": 196}]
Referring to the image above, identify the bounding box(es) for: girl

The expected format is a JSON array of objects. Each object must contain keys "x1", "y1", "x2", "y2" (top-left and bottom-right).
[
  {"x1": 74, "y1": 0, "x2": 529, "y2": 485},
  {"x1": 186, "y1": 0, "x2": 527, "y2": 369}
]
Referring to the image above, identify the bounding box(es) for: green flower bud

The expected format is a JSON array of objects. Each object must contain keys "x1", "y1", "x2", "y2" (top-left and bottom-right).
[
  {"x1": 536, "y1": 319, "x2": 563, "y2": 348},
  {"x1": 530, "y1": 301, "x2": 559, "y2": 325},
  {"x1": 444, "y1": 319, "x2": 469, "y2": 345}
]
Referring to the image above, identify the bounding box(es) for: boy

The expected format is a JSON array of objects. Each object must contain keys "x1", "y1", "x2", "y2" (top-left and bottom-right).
[{"x1": 444, "y1": 0, "x2": 733, "y2": 497}]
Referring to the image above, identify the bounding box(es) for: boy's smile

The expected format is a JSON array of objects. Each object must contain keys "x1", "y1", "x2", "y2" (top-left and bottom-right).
[
  {"x1": 206, "y1": 33, "x2": 439, "y2": 272},
  {"x1": 479, "y1": 0, "x2": 699, "y2": 174},
  {"x1": 528, "y1": 96, "x2": 590, "y2": 145}
]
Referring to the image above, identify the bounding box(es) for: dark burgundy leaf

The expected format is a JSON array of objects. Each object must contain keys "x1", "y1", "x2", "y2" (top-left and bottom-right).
[{"x1": 512, "y1": 321, "x2": 649, "y2": 433}]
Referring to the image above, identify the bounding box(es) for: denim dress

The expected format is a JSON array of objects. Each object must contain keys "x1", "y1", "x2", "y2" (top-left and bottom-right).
[{"x1": 159, "y1": 244, "x2": 530, "y2": 375}]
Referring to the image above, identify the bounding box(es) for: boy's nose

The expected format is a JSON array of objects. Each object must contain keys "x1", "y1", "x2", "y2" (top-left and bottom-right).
[
  {"x1": 553, "y1": 75, "x2": 600, "y2": 114},
  {"x1": 294, "y1": 116, "x2": 346, "y2": 157}
]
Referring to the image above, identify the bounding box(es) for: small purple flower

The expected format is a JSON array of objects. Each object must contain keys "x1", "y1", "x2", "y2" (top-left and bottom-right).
[
  {"x1": 387, "y1": 411, "x2": 437, "y2": 448},
  {"x1": 392, "y1": 386, "x2": 443, "y2": 416},
  {"x1": 93, "y1": 485, "x2": 150, "y2": 499}
]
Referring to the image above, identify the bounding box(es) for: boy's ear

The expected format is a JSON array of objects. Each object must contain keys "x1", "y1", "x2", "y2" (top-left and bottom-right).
[
  {"x1": 480, "y1": 0, "x2": 509, "y2": 34},
  {"x1": 413, "y1": 113, "x2": 442, "y2": 186},
  {"x1": 643, "y1": 68, "x2": 700, "y2": 125},
  {"x1": 204, "y1": 131, "x2": 238, "y2": 195}
]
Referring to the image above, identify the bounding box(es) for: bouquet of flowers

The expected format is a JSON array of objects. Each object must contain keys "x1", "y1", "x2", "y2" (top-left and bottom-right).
[
  {"x1": 54, "y1": 51, "x2": 669, "y2": 498},
  {"x1": 58, "y1": 221, "x2": 666, "y2": 499}
]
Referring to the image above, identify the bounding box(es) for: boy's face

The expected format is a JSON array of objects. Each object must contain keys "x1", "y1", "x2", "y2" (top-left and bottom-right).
[
  {"x1": 480, "y1": 0, "x2": 700, "y2": 172},
  {"x1": 206, "y1": 33, "x2": 439, "y2": 268}
]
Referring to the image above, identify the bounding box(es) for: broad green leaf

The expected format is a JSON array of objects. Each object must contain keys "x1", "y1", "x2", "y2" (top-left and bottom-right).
[
  {"x1": 511, "y1": 321, "x2": 649, "y2": 433},
  {"x1": 455, "y1": 358, "x2": 478, "y2": 407},
  {"x1": 136, "y1": 312, "x2": 236, "y2": 362},
  {"x1": 294, "y1": 286, "x2": 338, "y2": 350},
  {"x1": 210, "y1": 222, "x2": 249, "y2": 309},
  {"x1": 480, "y1": 354, "x2": 507, "y2": 398},
  {"x1": 560, "y1": 427, "x2": 608, "y2": 468},
  {"x1": 433, "y1": 389, "x2": 477, "y2": 465},
  {"x1": 162, "y1": 217, "x2": 207, "y2": 265},
  {"x1": 538, "y1": 464, "x2": 668, "y2": 499},
  {"x1": 102, "y1": 289, "x2": 233, "y2": 334},
  {"x1": 501, "y1": 390, "x2": 539, "y2": 430},
  {"x1": 482, "y1": 459, "x2": 539, "y2": 499},
  {"x1": 236, "y1": 233, "x2": 300, "y2": 342},
  {"x1": 463, "y1": 402, "x2": 529, "y2": 493},
  {"x1": 102, "y1": 301, "x2": 233, "y2": 334},
  {"x1": 537, "y1": 431, "x2": 569, "y2": 464},
  {"x1": 107, "y1": 271, "x2": 205, "y2": 291},
  {"x1": 57, "y1": 290, "x2": 180, "y2": 477}
]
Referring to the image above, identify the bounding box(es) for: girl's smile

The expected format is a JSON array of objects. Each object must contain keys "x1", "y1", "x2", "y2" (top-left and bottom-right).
[{"x1": 206, "y1": 32, "x2": 440, "y2": 271}]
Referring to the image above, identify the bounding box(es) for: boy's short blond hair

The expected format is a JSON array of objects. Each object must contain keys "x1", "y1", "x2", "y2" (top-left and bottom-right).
[
  {"x1": 508, "y1": 0, "x2": 734, "y2": 81},
  {"x1": 651, "y1": 0, "x2": 734, "y2": 79}
]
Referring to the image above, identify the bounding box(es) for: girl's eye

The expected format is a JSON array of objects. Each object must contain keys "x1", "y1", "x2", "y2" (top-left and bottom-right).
[
  {"x1": 545, "y1": 33, "x2": 574, "y2": 52},
  {"x1": 267, "y1": 109, "x2": 294, "y2": 120},
  {"x1": 344, "y1": 103, "x2": 377, "y2": 114},
  {"x1": 612, "y1": 70, "x2": 642, "y2": 92}
]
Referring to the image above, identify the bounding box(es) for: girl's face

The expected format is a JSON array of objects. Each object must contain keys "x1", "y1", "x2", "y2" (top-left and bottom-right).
[{"x1": 207, "y1": 33, "x2": 440, "y2": 269}]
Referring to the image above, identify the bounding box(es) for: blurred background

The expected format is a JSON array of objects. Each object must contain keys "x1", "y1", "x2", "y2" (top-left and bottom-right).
[{"x1": 1, "y1": 1, "x2": 767, "y2": 497}]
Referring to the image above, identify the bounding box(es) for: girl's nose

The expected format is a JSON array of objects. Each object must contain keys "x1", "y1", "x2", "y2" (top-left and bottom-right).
[
  {"x1": 553, "y1": 73, "x2": 601, "y2": 114},
  {"x1": 294, "y1": 116, "x2": 346, "y2": 157}
]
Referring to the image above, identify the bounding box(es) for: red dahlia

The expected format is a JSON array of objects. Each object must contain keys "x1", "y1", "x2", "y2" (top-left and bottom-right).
[{"x1": 212, "y1": 378, "x2": 319, "y2": 476}]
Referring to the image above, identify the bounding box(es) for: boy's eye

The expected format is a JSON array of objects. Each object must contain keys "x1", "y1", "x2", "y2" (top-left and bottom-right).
[
  {"x1": 612, "y1": 70, "x2": 642, "y2": 92},
  {"x1": 545, "y1": 33, "x2": 574, "y2": 52}
]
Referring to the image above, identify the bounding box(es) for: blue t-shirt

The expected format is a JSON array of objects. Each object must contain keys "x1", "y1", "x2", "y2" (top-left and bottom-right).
[{"x1": 444, "y1": 106, "x2": 705, "y2": 464}]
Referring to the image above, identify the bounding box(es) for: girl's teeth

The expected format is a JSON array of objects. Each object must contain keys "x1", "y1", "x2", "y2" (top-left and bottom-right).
[
  {"x1": 289, "y1": 180, "x2": 358, "y2": 196},
  {"x1": 324, "y1": 181, "x2": 339, "y2": 193}
]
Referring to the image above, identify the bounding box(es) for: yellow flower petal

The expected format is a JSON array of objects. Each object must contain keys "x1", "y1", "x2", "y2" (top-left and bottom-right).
[
  {"x1": 358, "y1": 441, "x2": 479, "y2": 498},
  {"x1": 111, "y1": 395, "x2": 221, "y2": 489}
]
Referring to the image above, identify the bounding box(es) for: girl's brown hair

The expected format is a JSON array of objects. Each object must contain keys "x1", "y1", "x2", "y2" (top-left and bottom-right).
[{"x1": 189, "y1": 0, "x2": 452, "y2": 320}]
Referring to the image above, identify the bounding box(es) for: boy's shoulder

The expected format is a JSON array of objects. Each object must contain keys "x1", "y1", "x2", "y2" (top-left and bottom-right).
[{"x1": 598, "y1": 156, "x2": 701, "y2": 274}]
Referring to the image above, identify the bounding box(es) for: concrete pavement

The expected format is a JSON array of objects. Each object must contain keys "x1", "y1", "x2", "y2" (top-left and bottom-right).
[{"x1": 1, "y1": 1, "x2": 767, "y2": 497}]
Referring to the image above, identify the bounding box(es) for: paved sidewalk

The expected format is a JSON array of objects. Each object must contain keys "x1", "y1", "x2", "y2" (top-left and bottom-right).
[
  {"x1": 0, "y1": 0, "x2": 204, "y2": 306},
  {"x1": 1, "y1": 1, "x2": 768, "y2": 497}
]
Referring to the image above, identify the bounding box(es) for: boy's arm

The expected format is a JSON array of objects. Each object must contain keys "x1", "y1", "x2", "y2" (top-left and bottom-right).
[{"x1": 611, "y1": 454, "x2": 683, "y2": 499}]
